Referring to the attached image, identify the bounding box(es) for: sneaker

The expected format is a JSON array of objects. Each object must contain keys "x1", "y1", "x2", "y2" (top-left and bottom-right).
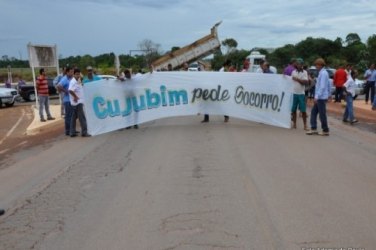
[
  {"x1": 306, "y1": 129, "x2": 318, "y2": 135},
  {"x1": 81, "y1": 134, "x2": 91, "y2": 137},
  {"x1": 350, "y1": 119, "x2": 358, "y2": 124},
  {"x1": 318, "y1": 131, "x2": 329, "y2": 136},
  {"x1": 40, "y1": 118, "x2": 46, "y2": 122},
  {"x1": 342, "y1": 119, "x2": 349, "y2": 123},
  {"x1": 372, "y1": 106, "x2": 376, "y2": 111},
  {"x1": 47, "y1": 117, "x2": 56, "y2": 120}
]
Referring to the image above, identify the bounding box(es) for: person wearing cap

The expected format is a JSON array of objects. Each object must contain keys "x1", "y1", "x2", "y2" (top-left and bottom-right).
[
  {"x1": 291, "y1": 59, "x2": 309, "y2": 130},
  {"x1": 306, "y1": 58, "x2": 331, "y2": 136},
  {"x1": 83, "y1": 66, "x2": 101, "y2": 84}
]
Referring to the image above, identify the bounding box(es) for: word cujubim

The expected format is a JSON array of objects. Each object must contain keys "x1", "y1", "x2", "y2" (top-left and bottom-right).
[{"x1": 93, "y1": 85, "x2": 188, "y2": 119}]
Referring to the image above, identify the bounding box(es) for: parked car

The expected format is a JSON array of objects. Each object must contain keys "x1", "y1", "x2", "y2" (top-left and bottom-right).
[
  {"x1": 98, "y1": 75, "x2": 117, "y2": 80},
  {"x1": 308, "y1": 67, "x2": 364, "y2": 99},
  {"x1": 188, "y1": 62, "x2": 199, "y2": 71},
  {"x1": 18, "y1": 78, "x2": 58, "y2": 102},
  {"x1": 0, "y1": 87, "x2": 19, "y2": 108}
]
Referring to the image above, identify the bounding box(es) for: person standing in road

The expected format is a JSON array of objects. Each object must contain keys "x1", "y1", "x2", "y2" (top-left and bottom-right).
[
  {"x1": 306, "y1": 58, "x2": 331, "y2": 136},
  {"x1": 36, "y1": 68, "x2": 55, "y2": 122},
  {"x1": 57, "y1": 67, "x2": 75, "y2": 136},
  {"x1": 0, "y1": 208, "x2": 4, "y2": 216},
  {"x1": 69, "y1": 69, "x2": 90, "y2": 137},
  {"x1": 333, "y1": 64, "x2": 347, "y2": 103},
  {"x1": 220, "y1": 60, "x2": 230, "y2": 122},
  {"x1": 119, "y1": 69, "x2": 139, "y2": 129},
  {"x1": 291, "y1": 59, "x2": 309, "y2": 130},
  {"x1": 83, "y1": 66, "x2": 101, "y2": 84},
  {"x1": 363, "y1": 63, "x2": 376, "y2": 105},
  {"x1": 342, "y1": 70, "x2": 358, "y2": 124}
]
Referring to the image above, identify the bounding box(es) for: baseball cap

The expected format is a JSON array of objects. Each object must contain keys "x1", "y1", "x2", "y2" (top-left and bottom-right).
[{"x1": 86, "y1": 66, "x2": 93, "y2": 71}]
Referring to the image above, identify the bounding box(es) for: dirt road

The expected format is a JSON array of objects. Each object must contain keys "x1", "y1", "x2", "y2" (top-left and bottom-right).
[{"x1": 0, "y1": 112, "x2": 375, "y2": 250}]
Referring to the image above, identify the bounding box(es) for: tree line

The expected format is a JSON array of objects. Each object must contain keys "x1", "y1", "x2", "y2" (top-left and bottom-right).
[
  {"x1": 216, "y1": 33, "x2": 376, "y2": 73},
  {"x1": 1, "y1": 33, "x2": 376, "y2": 78}
]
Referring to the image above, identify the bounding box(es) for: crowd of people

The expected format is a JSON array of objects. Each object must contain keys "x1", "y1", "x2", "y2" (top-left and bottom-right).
[
  {"x1": 32, "y1": 57, "x2": 376, "y2": 138},
  {"x1": 36, "y1": 66, "x2": 96, "y2": 137}
]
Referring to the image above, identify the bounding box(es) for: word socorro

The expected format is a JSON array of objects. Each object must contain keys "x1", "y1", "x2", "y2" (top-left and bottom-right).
[
  {"x1": 93, "y1": 85, "x2": 188, "y2": 119},
  {"x1": 235, "y1": 86, "x2": 285, "y2": 112},
  {"x1": 191, "y1": 85, "x2": 285, "y2": 112}
]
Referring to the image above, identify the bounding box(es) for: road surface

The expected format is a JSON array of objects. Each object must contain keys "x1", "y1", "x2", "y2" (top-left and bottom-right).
[{"x1": 0, "y1": 113, "x2": 375, "y2": 250}]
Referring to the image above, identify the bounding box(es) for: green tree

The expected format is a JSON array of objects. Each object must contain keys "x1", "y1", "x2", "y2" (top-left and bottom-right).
[
  {"x1": 222, "y1": 38, "x2": 238, "y2": 54},
  {"x1": 268, "y1": 44, "x2": 296, "y2": 69},
  {"x1": 366, "y1": 34, "x2": 376, "y2": 63},
  {"x1": 170, "y1": 46, "x2": 181, "y2": 53},
  {"x1": 345, "y1": 33, "x2": 361, "y2": 46},
  {"x1": 138, "y1": 39, "x2": 162, "y2": 67},
  {"x1": 79, "y1": 54, "x2": 95, "y2": 70}
]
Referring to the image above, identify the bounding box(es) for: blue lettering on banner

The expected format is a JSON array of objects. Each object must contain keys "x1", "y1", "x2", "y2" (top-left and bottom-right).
[{"x1": 93, "y1": 85, "x2": 188, "y2": 119}]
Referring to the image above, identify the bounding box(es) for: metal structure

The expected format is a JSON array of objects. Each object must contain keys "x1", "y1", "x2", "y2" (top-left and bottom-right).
[{"x1": 151, "y1": 22, "x2": 222, "y2": 71}]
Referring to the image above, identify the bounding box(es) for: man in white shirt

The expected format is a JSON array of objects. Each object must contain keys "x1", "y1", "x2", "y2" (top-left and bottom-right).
[
  {"x1": 343, "y1": 70, "x2": 358, "y2": 124},
  {"x1": 69, "y1": 68, "x2": 90, "y2": 137},
  {"x1": 291, "y1": 59, "x2": 309, "y2": 130}
]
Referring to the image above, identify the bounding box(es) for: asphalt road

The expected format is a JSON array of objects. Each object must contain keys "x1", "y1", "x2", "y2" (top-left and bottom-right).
[{"x1": 0, "y1": 112, "x2": 375, "y2": 250}]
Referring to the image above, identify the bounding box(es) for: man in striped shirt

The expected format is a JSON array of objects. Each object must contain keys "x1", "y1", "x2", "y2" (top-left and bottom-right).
[{"x1": 36, "y1": 68, "x2": 55, "y2": 122}]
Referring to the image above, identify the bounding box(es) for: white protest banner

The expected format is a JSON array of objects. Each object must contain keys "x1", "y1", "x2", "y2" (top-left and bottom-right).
[{"x1": 83, "y1": 72, "x2": 293, "y2": 136}]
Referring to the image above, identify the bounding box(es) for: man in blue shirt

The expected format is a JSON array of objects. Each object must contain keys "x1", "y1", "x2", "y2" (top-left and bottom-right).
[
  {"x1": 83, "y1": 66, "x2": 101, "y2": 84},
  {"x1": 306, "y1": 58, "x2": 331, "y2": 136},
  {"x1": 57, "y1": 67, "x2": 75, "y2": 135},
  {"x1": 364, "y1": 63, "x2": 376, "y2": 105}
]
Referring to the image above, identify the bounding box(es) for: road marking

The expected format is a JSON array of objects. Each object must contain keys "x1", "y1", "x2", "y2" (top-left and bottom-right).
[
  {"x1": 17, "y1": 141, "x2": 28, "y2": 146},
  {"x1": 0, "y1": 148, "x2": 10, "y2": 154},
  {"x1": 0, "y1": 109, "x2": 26, "y2": 146}
]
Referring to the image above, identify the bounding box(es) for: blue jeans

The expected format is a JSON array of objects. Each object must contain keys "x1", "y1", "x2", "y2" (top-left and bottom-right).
[
  {"x1": 310, "y1": 99, "x2": 329, "y2": 132},
  {"x1": 70, "y1": 103, "x2": 88, "y2": 136},
  {"x1": 64, "y1": 102, "x2": 73, "y2": 135},
  {"x1": 38, "y1": 96, "x2": 52, "y2": 119},
  {"x1": 343, "y1": 94, "x2": 354, "y2": 121},
  {"x1": 364, "y1": 81, "x2": 375, "y2": 103}
]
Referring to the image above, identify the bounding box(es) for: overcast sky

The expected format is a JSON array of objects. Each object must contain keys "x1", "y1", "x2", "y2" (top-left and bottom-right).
[{"x1": 1, "y1": 0, "x2": 376, "y2": 59}]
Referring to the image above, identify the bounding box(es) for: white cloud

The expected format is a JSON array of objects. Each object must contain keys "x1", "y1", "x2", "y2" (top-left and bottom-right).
[{"x1": 0, "y1": 0, "x2": 376, "y2": 57}]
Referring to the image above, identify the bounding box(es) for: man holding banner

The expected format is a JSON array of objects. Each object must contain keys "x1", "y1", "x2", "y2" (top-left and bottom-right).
[{"x1": 69, "y1": 69, "x2": 90, "y2": 137}]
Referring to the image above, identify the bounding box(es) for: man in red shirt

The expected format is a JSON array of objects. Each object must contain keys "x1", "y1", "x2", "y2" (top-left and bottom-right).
[
  {"x1": 333, "y1": 65, "x2": 347, "y2": 103},
  {"x1": 36, "y1": 68, "x2": 55, "y2": 122}
]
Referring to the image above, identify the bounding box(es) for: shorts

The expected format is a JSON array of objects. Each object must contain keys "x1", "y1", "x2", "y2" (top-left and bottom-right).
[{"x1": 291, "y1": 94, "x2": 306, "y2": 113}]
